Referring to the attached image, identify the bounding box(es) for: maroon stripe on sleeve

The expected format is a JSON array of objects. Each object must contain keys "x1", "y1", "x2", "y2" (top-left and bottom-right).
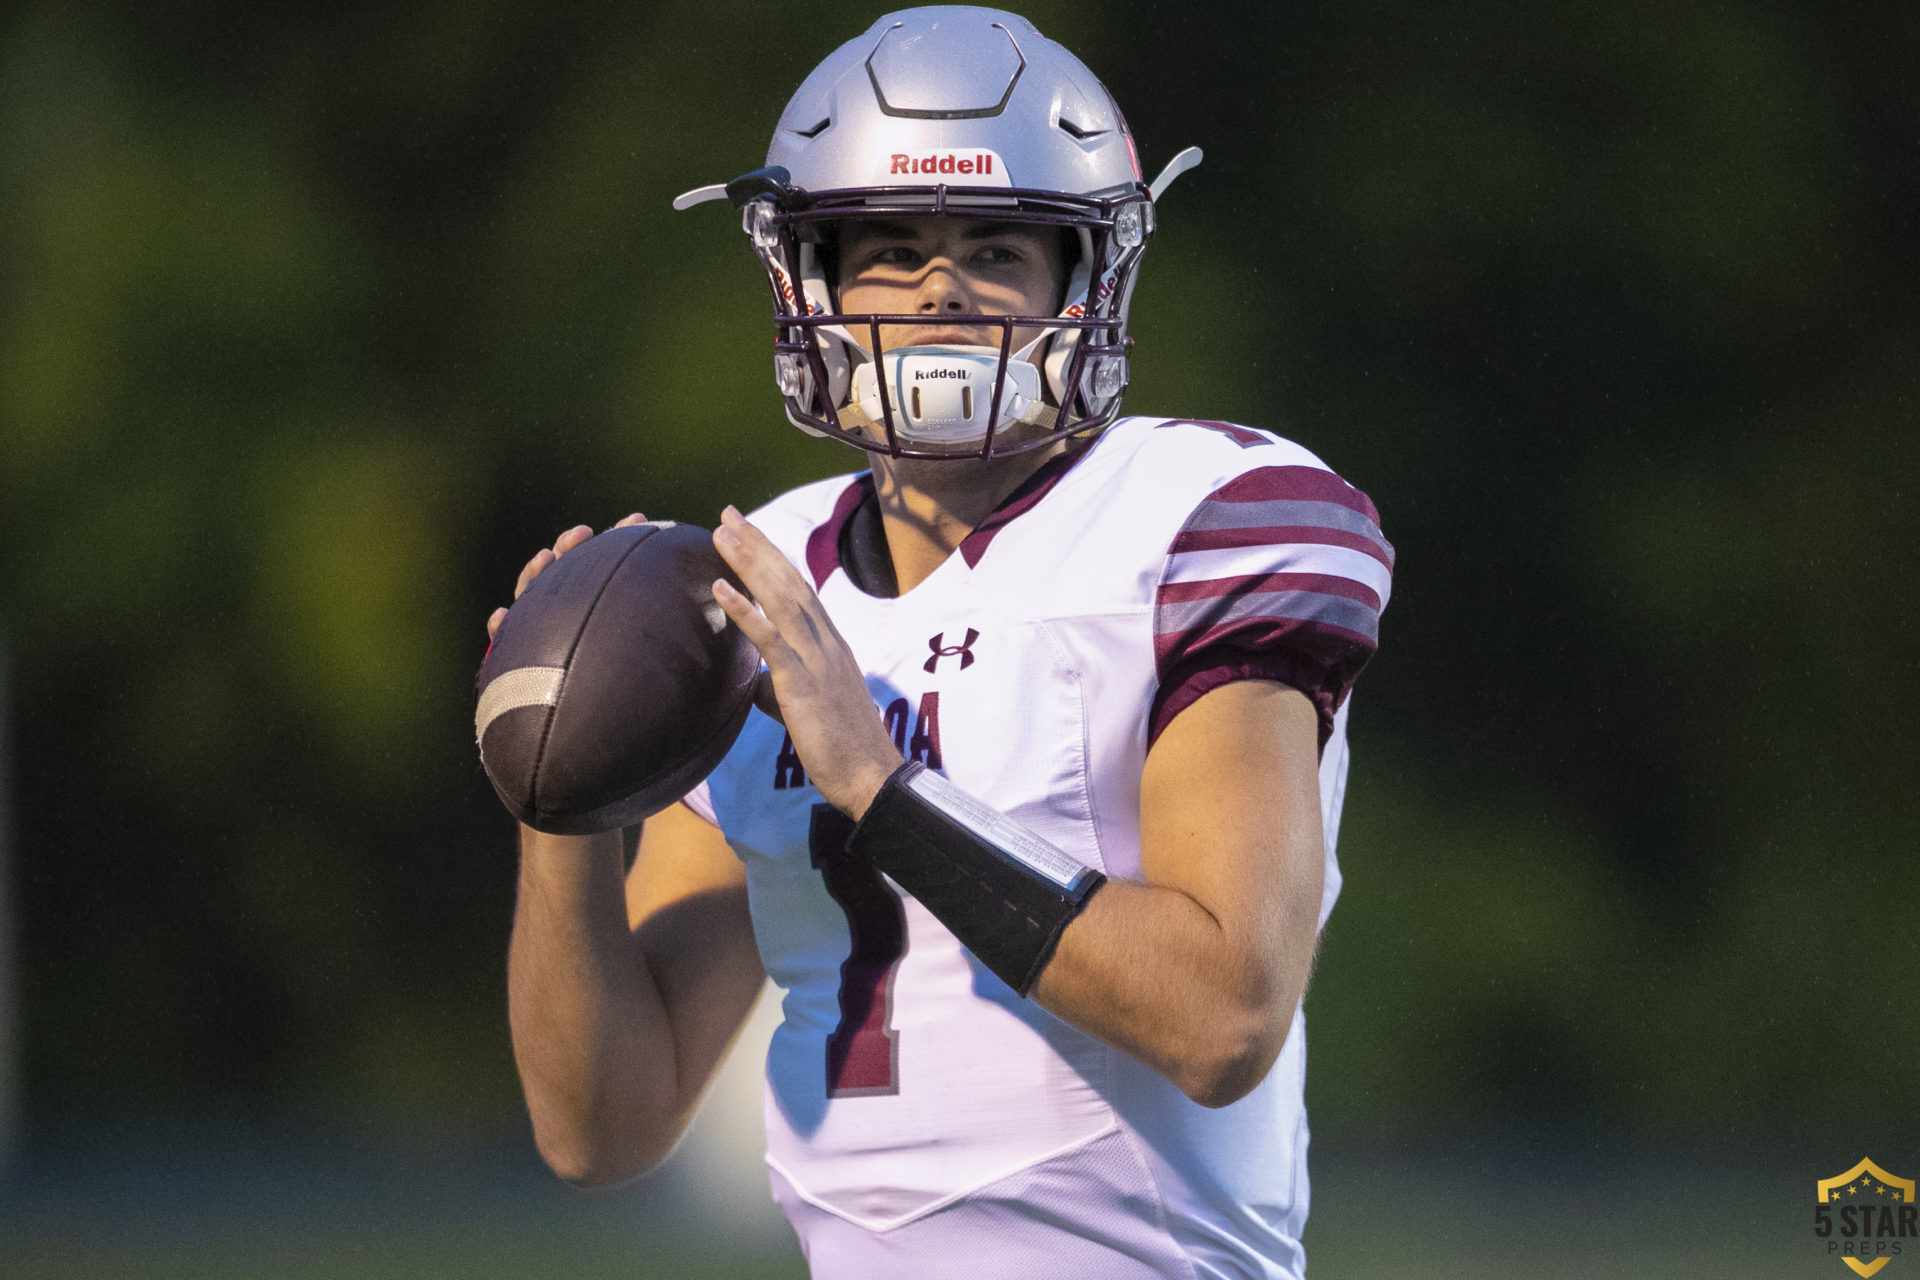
[
  {"x1": 1157, "y1": 570, "x2": 1383, "y2": 611},
  {"x1": 1170, "y1": 524, "x2": 1395, "y2": 568},
  {"x1": 805, "y1": 474, "x2": 876, "y2": 589},
  {"x1": 1148, "y1": 459, "x2": 1389, "y2": 754},
  {"x1": 1148, "y1": 650, "x2": 1340, "y2": 751},
  {"x1": 1207, "y1": 465, "x2": 1383, "y2": 526},
  {"x1": 1155, "y1": 419, "x2": 1273, "y2": 449},
  {"x1": 1153, "y1": 615, "x2": 1377, "y2": 670}
]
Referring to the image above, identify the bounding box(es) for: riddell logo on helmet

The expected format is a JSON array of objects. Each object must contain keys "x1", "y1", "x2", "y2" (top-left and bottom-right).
[
  {"x1": 873, "y1": 149, "x2": 1012, "y2": 187},
  {"x1": 914, "y1": 367, "x2": 969, "y2": 380},
  {"x1": 1063, "y1": 268, "x2": 1122, "y2": 319},
  {"x1": 891, "y1": 153, "x2": 992, "y2": 176},
  {"x1": 771, "y1": 263, "x2": 820, "y2": 316}
]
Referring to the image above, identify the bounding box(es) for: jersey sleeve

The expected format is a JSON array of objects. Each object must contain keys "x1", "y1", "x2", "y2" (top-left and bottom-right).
[{"x1": 1149, "y1": 463, "x2": 1393, "y2": 749}]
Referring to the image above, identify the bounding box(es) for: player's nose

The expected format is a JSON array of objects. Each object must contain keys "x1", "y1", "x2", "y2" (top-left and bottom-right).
[{"x1": 915, "y1": 261, "x2": 972, "y2": 313}]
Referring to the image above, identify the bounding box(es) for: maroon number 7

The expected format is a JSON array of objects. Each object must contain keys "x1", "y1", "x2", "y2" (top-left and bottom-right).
[{"x1": 809, "y1": 805, "x2": 907, "y2": 1097}]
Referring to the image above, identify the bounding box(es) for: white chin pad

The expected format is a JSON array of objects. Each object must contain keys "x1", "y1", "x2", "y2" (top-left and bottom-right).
[{"x1": 850, "y1": 346, "x2": 1043, "y2": 444}]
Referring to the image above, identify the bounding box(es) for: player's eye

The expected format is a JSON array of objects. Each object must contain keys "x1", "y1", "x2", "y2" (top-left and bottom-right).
[
  {"x1": 972, "y1": 245, "x2": 1023, "y2": 266},
  {"x1": 866, "y1": 245, "x2": 922, "y2": 268}
]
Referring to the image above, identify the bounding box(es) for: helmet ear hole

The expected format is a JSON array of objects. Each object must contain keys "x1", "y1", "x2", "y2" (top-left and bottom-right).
[
  {"x1": 1040, "y1": 240, "x2": 1096, "y2": 405},
  {"x1": 813, "y1": 227, "x2": 842, "y2": 310},
  {"x1": 1052, "y1": 226, "x2": 1079, "y2": 311}
]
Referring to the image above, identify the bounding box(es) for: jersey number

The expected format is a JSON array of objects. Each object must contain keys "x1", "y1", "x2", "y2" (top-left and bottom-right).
[{"x1": 810, "y1": 804, "x2": 906, "y2": 1097}]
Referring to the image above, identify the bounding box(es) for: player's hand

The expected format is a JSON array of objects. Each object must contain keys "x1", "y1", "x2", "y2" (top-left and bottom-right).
[
  {"x1": 486, "y1": 514, "x2": 647, "y2": 640},
  {"x1": 709, "y1": 505, "x2": 900, "y2": 819}
]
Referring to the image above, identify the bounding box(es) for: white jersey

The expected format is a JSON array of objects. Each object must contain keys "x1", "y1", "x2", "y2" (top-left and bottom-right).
[{"x1": 685, "y1": 416, "x2": 1392, "y2": 1279}]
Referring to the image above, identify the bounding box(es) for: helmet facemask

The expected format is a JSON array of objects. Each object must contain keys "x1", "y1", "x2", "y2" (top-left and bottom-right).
[{"x1": 743, "y1": 179, "x2": 1155, "y2": 460}]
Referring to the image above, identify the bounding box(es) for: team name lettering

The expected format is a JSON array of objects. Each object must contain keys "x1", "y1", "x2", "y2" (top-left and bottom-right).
[
  {"x1": 908, "y1": 692, "x2": 943, "y2": 769},
  {"x1": 884, "y1": 692, "x2": 944, "y2": 769},
  {"x1": 777, "y1": 694, "x2": 945, "y2": 788},
  {"x1": 888, "y1": 153, "x2": 993, "y2": 176},
  {"x1": 773, "y1": 732, "x2": 807, "y2": 789}
]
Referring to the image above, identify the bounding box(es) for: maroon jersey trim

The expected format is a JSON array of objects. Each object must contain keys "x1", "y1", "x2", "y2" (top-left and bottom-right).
[
  {"x1": 957, "y1": 440, "x2": 1096, "y2": 569},
  {"x1": 1148, "y1": 649, "x2": 1339, "y2": 751},
  {"x1": 805, "y1": 473, "x2": 878, "y2": 589},
  {"x1": 802, "y1": 440, "x2": 1099, "y2": 589},
  {"x1": 1169, "y1": 524, "x2": 1395, "y2": 569},
  {"x1": 1151, "y1": 463, "x2": 1390, "y2": 753}
]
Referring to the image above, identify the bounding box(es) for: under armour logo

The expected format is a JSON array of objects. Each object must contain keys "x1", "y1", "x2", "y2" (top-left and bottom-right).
[{"x1": 924, "y1": 628, "x2": 979, "y2": 674}]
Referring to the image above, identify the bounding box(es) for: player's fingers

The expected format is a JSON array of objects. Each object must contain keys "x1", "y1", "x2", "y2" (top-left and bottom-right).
[
  {"x1": 610, "y1": 512, "x2": 648, "y2": 530},
  {"x1": 514, "y1": 548, "x2": 554, "y2": 599},
  {"x1": 711, "y1": 515, "x2": 786, "y2": 604},
  {"x1": 717, "y1": 506, "x2": 835, "y2": 621},
  {"x1": 486, "y1": 607, "x2": 508, "y2": 639},
  {"x1": 553, "y1": 524, "x2": 594, "y2": 557},
  {"x1": 714, "y1": 507, "x2": 820, "y2": 638},
  {"x1": 712, "y1": 577, "x2": 789, "y2": 662},
  {"x1": 713, "y1": 506, "x2": 775, "y2": 565}
]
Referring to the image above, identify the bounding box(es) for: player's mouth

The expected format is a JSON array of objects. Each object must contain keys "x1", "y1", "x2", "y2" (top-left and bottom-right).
[{"x1": 872, "y1": 326, "x2": 997, "y2": 350}]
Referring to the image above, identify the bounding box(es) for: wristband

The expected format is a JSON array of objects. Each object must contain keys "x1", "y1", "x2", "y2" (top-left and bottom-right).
[{"x1": 845, "y1": 761, "x2": 1106, "y2": 996}]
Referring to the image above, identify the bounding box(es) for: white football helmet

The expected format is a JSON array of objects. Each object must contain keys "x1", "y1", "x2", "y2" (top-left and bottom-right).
[{"x1": 676, "y1": 6, "x2": 1201, "y2": 459}]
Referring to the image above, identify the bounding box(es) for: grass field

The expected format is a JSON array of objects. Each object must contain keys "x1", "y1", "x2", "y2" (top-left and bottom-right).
[{"x1": 0, "y1": 1124, "x2": 1832, "y2": 1279}]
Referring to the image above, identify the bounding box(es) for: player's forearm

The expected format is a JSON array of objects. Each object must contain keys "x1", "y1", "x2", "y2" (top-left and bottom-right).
[
  {"x1": 507, "y1": 826, "x2": 685, "y2": 1184},
  {"x1": 840, "y1": 750, "x2": 1320, "y2": 1107},
  {"x1": 1032, "y1": 871, "x2": 1320, "y2": 1108},
  {"x1": 1033, "y1": 680, "x2": 1327, "y2": 1106}
]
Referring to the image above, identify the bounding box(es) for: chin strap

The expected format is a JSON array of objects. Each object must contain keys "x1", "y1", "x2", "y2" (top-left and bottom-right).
[{"x1": 845, "y1": 345, "x2": 1052, "y2": 447}]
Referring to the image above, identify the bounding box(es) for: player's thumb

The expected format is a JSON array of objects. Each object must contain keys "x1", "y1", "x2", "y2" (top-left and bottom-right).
[{"x1": 751, "y1": 668, "x2": 784, "y2": 725}]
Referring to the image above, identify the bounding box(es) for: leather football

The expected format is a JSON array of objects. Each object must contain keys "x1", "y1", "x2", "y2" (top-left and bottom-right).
[{"x1": 476, "y1": 522, "x2": 758, "y2": 834}]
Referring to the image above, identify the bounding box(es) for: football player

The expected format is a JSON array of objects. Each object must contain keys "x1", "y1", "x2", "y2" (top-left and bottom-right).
[{"x1": 495, "y1": 8, "x2": 1391, "y2": 1277}]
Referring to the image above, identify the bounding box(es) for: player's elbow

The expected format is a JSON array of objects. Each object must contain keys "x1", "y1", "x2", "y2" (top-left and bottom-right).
[
  {"x1": 1171, "y1": 1014, "x2": 1290, "y2": 1109},
  {"x1": 1165, "y1": 975, "x2": 1295, "y2": 1108},
  {"x1": 533, "y1": 1123, "x2": 676, "y2": 1189},
  {"x1": 1172, "y1": 882, "x2": 1320, "y2": 1107},
  {"x1": 527, "y1": 1095, "x2": 686, "y2": 1189}
]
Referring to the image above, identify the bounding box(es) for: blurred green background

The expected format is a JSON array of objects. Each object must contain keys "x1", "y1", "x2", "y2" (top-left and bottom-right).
[{"x1": 1, "y1": 0, "x2": 1914, "y2": 1274}]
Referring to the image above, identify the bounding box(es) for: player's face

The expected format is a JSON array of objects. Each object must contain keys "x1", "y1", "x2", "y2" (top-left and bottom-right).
[{"x1": 836, "y1": 217, "x2": 1067, "y2": 356}]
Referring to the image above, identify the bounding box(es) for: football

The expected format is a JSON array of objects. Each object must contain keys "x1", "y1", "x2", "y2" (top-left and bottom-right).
[{"x1": 475, "y1": 521, "x2": 759, "y2": 834}]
